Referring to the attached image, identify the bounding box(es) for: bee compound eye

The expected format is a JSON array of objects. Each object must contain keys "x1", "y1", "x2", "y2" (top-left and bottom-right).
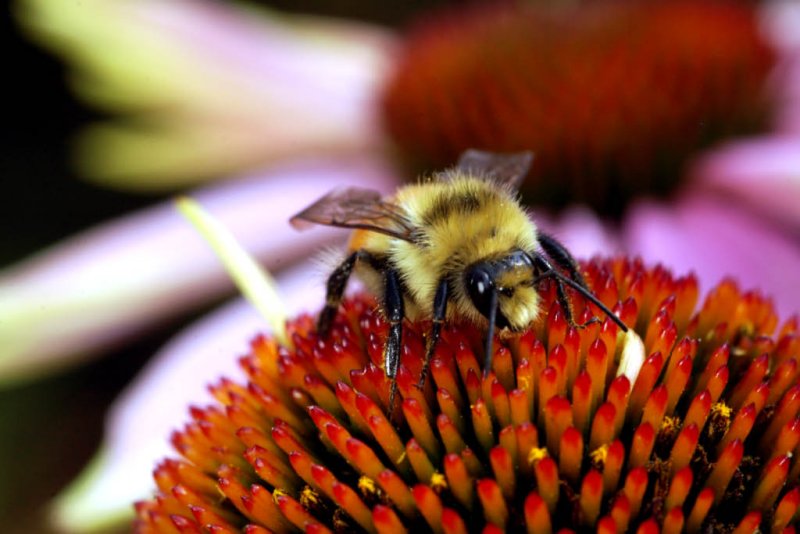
[
  {"x1": 466, "y1": 263, "x2": 496, "y2": 317},
  {"x1": 468, "y1": 267, "x2": 492, "y2": 294}
]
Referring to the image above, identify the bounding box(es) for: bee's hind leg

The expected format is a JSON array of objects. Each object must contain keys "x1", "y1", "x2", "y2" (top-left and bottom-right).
[
  {"x1": 318, "y1": 249, "x2": 377, "y2": 336},
  {"x1": 383, "y1": 266, "x2": 405, "y2": 412},
  {"x1": 419, "y1": 279, "x2": 449, "y2": 389}
]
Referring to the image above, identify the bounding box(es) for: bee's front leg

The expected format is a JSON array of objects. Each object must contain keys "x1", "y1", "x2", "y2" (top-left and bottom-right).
[
  {"x1": 531, "y1": 252, "x2": 581, "y2": 329},
  {"x1": 531, "y1": 252, "x2": 601, "y2": 330},
  {"x1": 530, "y1": 250, "x2": 627, "y2": 333},
  {"x1": 536, "y1": 232, "x2": 591, "y2": 291}
]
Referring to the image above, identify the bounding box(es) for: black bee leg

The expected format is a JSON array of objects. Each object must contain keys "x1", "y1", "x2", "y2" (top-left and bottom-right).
[
  {"x1": 537, "y1": 234, "x2": 604, "y2": 329},
  {"x1": 419, "y1": 279, "x2": 449, "y2": 389},
  {"x1": 530, "y1": 251, "x2": 627, "y2": 332},
  {"x1": 537, "y1": 232, "x2": 591, "y2": 291},
  {"x1": 318, "y1": 250, "x2": 376, "y2": 337},
  {"x1": 384, "y1": 267, "x2": 405, "y2": 411},
  {"x1": 531, "y1": 253, "x2": 580, "y2": 329},
  {"x1": 483, "y1": 289, "x2": 499, "y2": 378},
  {"x1": 538, "y1": 234, "x2": 606, "y2": 328}
]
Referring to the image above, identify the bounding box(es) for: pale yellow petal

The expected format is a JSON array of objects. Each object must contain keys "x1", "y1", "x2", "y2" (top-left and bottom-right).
[
  {"x1": 177, "y1": 197, "x2": 289, "y2": 346},
  {"x1": 15, "y1": 0, "x2": 398, "y2": 189}
]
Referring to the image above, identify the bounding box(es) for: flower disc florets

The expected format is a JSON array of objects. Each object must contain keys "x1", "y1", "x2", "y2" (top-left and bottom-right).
[
  {"x1": 381, "y1": 1, "x2": 775, "y2": 216},
  {"x1": 134, "y1": 258, "x2": 800, "y2": 533}
]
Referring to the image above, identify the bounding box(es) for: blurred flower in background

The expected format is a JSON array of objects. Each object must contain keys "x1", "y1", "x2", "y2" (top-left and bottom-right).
[
  {"x1": 5, "y1": 0, "x2": 400, "y2": 384},
  {"x1": 5, "y1": 0, "x2": 800, "y2": 530},
  {"x1": 20, "y1": 0, "x2": 396, "y2": 190}
]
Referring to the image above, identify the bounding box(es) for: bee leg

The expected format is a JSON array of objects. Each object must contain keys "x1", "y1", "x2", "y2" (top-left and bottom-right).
[
  {"x1": 419, "y1": 279, "x2": 449, "y2": 389},
  {"x1": 483, "y1": 289, "x2": 499, "y2": 378},
  {"x1": 536, "y1": 232, "x2": 591, "y2": 291},
  {"x1": 536, "y1": 233, "x2": 603, "y2": 329},
  {"x1": 383, "y1": 267, "x2": 405, "y2": 412},
  {"x1": 531, "y1": 253, "x2": 581, "y2": 329},
  {"x1": 531, "y1": 252, "x2": 613, "y2": 331},
  {"x1": 318, "y1": 250, "x2": 375, "y2": 337}
]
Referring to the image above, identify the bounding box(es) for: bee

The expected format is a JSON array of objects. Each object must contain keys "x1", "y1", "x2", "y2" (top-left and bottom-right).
[{"x1": 291, "y1": 149, "x2": 627, "y2": 405}]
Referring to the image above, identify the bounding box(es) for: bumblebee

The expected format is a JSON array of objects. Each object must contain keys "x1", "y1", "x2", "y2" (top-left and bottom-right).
[{"x1": 291, "y1": 150, "x2": 626, "y2": 403}]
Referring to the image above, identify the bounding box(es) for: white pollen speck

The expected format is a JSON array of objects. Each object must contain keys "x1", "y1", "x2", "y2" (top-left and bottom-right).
[{"x1": 617, "y1": 329, "x2": 645, "y2": 383}]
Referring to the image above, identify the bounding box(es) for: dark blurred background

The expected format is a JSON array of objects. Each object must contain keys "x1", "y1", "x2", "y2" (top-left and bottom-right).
[
  {"x1": 0, "y1": 1, "x2": 444, "y2": 531},
  {"x1": 2, "y1": 3, "x2": 156, "y2": 532}
]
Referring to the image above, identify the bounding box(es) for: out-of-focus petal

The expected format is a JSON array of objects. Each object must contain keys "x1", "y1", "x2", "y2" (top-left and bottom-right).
[
  {"x1": 0, "y1": 158, "x2": 398, "y2": 385},
  {"x1": 763, "y1": 0, "x2": 800, "y2": 51},
  {"x1": 534, "y1": 205, "x2": 623, "y2": 260},
  {"x1": 15, "y1": 0, "x2": 397, "y2": 189},
  {"x1": 761, "y1": 0, "x2": 800, "y2": 132},
  {"x1": 683, "y1": 1, "x2": 800, "y2": 230},
  {"x1": 690, "y1": 136, "x2": 800, "y2": 228},
  {"x1": 623, "y1": 191, "x2": 800, "y2": 319},
  {"x1": 686, "y1": 1, "x2": 800, "y2": 231},
  {"x1": 50, "y1": 263, "x2": 327, "y2": 533}
]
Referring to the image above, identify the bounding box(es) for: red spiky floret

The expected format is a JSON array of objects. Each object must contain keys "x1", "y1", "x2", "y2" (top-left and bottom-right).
[{"x1": 134, "y1": 258, "x2": 800, "y2": 532}]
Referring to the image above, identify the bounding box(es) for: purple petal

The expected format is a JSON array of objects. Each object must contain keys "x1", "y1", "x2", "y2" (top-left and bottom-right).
[
  {"x1": 761, "y1": 0, "x2": 800, "y2": 133},
  {"x1": 0, "y1": 158, "x2": 399, "y2": 383},
  {"x1": 624, "y1": 191, "x2": 800, "y2": 320},
  {"x1": 534, "y1": 205, "x2": 623, "y2": 260},
  {"x1": 686, "y1": 2, "x2": 800, "y2": 230},
  {"x1": 689, "y1": 136, "x2": 800, "y2": 228}
]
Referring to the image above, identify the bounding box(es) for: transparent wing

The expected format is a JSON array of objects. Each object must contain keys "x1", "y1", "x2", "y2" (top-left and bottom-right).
[
  {"x1": 454, "y1": 149, "x2": 534, "y2": 189},
  {"x1": 290, "y1": 187, "x2": 416, "y2": 242}
]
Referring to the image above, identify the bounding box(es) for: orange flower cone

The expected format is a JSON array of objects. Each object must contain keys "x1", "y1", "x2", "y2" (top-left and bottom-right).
[{"x1": 134, "y1": 258, "x2": 800, "y2": 532}]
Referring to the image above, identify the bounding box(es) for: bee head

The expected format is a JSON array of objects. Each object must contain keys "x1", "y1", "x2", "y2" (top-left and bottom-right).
[{"x1": 465, "y1": 250, "x2": 538, "y2": 331}]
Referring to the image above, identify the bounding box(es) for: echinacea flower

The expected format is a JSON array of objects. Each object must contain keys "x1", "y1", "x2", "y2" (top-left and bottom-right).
[
  {"x1": 9, "y1": 0, "x2": 800, "y2": 386},
  {"x1": 8, "y1": 0, "x2": 800, "y2": 529},
  {"x1": 132, "y1": 257, "x2": 800, "y2": 533}
]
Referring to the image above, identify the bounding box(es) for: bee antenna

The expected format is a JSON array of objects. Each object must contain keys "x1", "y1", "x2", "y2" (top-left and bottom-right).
[
  {"x1": 483, "y1": 289, "x2": 499, "y2": 378},
  {"x1": 534, "y1": 270, "x2": 628, "y2": 332}
]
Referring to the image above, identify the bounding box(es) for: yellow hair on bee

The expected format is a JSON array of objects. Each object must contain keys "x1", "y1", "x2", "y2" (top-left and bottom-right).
[
  {"x1": 291, "y1": 149, "x2": 627, "y2": 401},
  {"x1": 351, "y1": 175, "x2": 539, "y2": 329}
]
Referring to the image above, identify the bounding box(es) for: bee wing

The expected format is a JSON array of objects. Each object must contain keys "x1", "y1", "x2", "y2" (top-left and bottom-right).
[
  {"x1": 290, "y1": 187, "x2": 416, "y2": 242},
  {"x1": 454, "y1": 149, "x2": 534, "y2": 189}
]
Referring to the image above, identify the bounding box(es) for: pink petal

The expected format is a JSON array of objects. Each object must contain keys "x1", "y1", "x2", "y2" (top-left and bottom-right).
[
  {"x1": 762, "y1": 0, "x2": 800, "y2": 53},
  {"x1": 534, "y1": 205, "x2": 623, "y2": 260},
  {"x1": 50, "y1": 263, "x2": 326, "y2": 531},
  {"x1": 0, "y1": 157, "x2": 398, "y2": 383},
  {"x1": 689, "y1": 136, "x2": 800, "y2": 228},
  {"x1": 761, "y1": 0, "x2": 800, "y2": 133},
  {"x1": 624, "y1": 191, "x2": 800, "y2": 320},
  {"x1": 683, "y1": 1, "x2": 800, "y2": 230}
]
